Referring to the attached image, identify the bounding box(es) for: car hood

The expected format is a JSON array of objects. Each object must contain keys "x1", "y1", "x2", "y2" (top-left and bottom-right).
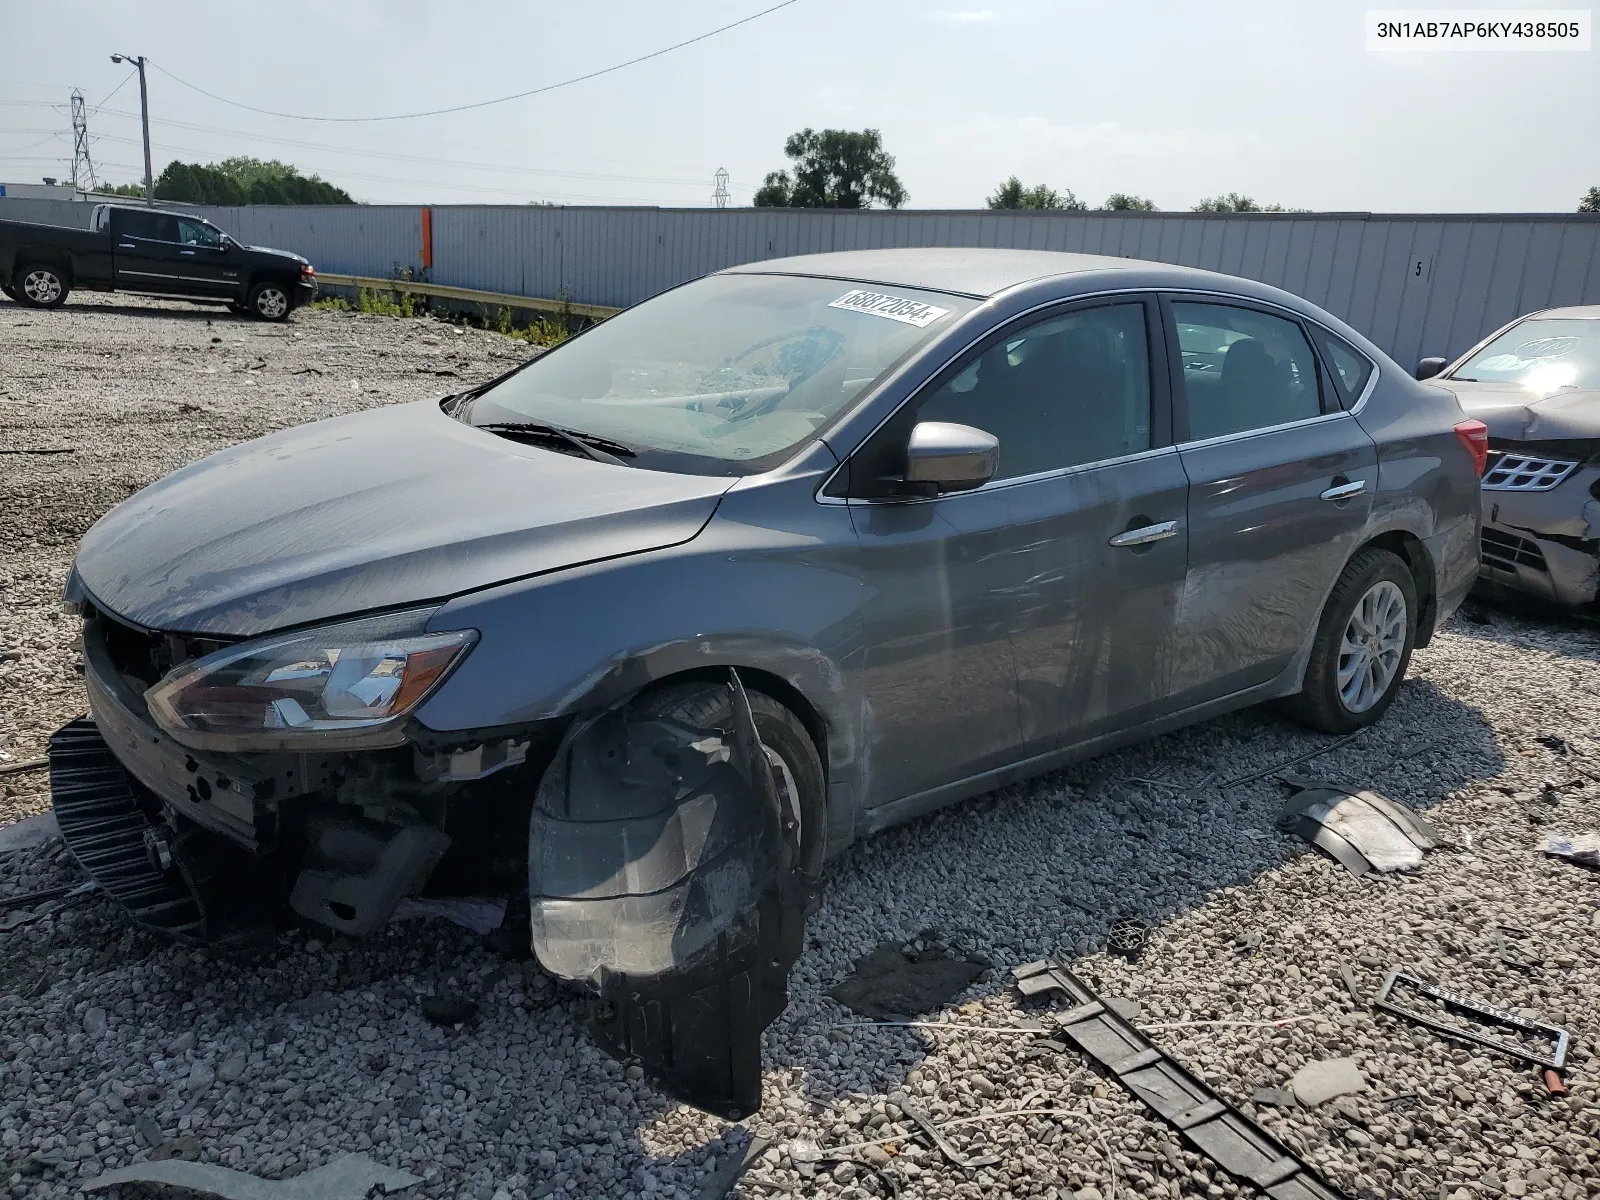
[
  {"x1": 1433, "y1": 379, "x2": 1600, "y2": 442},
  {"x1": 245, "y1": 244, "x2": 308, "y2": 264},
  {"x1": 74, "y1": 401, "x2": 733, "y2": 636}
]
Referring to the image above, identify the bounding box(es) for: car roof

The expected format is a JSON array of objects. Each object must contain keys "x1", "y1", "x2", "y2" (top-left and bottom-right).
[
  {"x1": 719, "y1": 247, "x2": 1149, "y2": 298},
  {"x1": 716, "y1": 246, "x2": 1326, "y2": 307},
  {"x1": 1527, "y1": 305, "x2": 1600, "y2": 320}
]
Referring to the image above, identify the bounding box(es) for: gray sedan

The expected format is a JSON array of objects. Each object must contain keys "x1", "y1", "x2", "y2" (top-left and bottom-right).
[
  {"x1": 53, "y1": 248, "x2": 1482, "y2": 1117},
  {"x1": 1419, "y1": 305, "x2": 1600, "y2": 609}
]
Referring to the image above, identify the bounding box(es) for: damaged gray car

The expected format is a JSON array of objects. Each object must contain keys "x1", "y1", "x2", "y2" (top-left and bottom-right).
[
  {"x1": 1418, "y1": 305, "x2": 1600, "y2": 610},
  {"x1": 52, "y1": 248, "x2": 1482, "y2": 1118}
]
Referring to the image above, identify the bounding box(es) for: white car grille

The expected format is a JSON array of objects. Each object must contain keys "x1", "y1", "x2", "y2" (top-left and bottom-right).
[{"x1": 1482, "y1": 453, "x2": 1580, "y2": 492}]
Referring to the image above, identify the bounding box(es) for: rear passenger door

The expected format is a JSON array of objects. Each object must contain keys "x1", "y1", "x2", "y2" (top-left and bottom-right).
[
  {"x1": 1164, "y1": 296, "x2": 1377, "y2": 703},
  {"x1": 110, "y1": 210, "x2": 184, "y2": 294}
]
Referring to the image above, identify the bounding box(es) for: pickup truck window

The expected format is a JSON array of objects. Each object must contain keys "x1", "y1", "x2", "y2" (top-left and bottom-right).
[
  {"x1": 118, "y1": 210, "x2": 179, "y2": 242},
  {"x1": 177, "y1": 218, "x2": 224, "y2": 248}
]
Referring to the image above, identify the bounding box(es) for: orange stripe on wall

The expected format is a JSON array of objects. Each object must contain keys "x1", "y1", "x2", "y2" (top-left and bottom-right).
[{"x1": 421, "y1": 207, "x2": 433, "y2": 270}]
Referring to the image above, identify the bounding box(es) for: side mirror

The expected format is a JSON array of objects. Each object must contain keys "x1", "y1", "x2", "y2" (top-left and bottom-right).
[
  {"x1": 1416, "y1": 357, "x2": 1448, "y2": 380},
  {"x1": 905, "y1": 421, "x2": 998, "y2": 493}
]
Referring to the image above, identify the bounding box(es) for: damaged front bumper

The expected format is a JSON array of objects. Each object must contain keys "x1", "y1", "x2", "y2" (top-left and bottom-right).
[
  {"x1": 1478, "y1": 461, "x2": 1600, "y2": 609},
  {"x1": 52, "y1": 608, "x2": 546, "y2": 942}
]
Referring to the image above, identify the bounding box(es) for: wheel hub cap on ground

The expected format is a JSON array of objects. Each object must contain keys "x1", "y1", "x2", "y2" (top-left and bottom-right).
[{"x1": 1337, "y1": 579, "x2": 1406, "y2": 713}]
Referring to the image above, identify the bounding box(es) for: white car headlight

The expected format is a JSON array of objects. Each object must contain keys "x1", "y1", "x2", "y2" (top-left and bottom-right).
[{"x1": 144, "y1": 609, "x2": 477, "y2": 752}]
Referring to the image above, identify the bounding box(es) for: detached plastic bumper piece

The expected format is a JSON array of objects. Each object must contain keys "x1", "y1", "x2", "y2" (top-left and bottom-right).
[
  {"x1": 48, "y1": 718, "x2": 275, "y2": 945},
  {"x1": 1014, "y1": 960, "x2": 1348, "y2": 1200}
]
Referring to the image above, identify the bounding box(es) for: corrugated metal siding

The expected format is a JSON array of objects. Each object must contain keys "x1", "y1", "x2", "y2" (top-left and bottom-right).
[{"x1": 5, "y1": 196, "x2": 1599, "y2": 362}]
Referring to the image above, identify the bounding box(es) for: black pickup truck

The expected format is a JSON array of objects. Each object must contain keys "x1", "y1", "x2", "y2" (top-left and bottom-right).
[{"x1": 0, "y1": 203, "x2": 316, "y2": 321}]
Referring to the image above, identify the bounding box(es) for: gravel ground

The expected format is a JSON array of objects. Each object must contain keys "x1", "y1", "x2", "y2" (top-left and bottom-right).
[{"x1": 2, "y1": 294, "x2": 1598, "y2": 1200}]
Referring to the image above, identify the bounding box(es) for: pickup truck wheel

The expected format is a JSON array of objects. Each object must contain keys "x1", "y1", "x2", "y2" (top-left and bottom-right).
[
  {"x1": 247, "y1": 281, "x2": 291, "y2": 321},
  {"x1": 1, "y1": 283, "x2": 18, "y2": 302},
  {"x1": 17, "y1": 264, "x2": 69, "y2": 309}
]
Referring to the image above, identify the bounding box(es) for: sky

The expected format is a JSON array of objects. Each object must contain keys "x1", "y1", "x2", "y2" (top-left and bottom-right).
[{"x1": 0, "y1": 0, "x2": 1596, "y2": 212}]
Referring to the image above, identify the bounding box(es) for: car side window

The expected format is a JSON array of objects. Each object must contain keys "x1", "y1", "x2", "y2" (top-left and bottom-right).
[
  {"x1": 177, "y1": 219, "x2": 224, "y2": 248},
  {"x1": 118, "y1": 211, "x2": 179, "y2": 242},
  {"x1": 1310, "y1": 327, "x2": 1375, "y2": 408},
  {"x1": 914, "y1": 302, "x2": 1153, "y2": 480},
  {"x1": 1173, "y1": 301, "x2": 1322, "y2": 440}
]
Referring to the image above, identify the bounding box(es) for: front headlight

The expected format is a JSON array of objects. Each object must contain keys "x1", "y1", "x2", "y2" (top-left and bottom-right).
[{"x1": 145, "y1": 609, "x2": 477, "y2": 752}]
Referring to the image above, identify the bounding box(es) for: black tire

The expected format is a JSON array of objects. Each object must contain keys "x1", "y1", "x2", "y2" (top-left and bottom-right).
[
  {"x1": 1, "y1": 283, "x2": 18, "y2": 302},
  {"x1": 15, "y1": 263, "x2": 69, "y2": 309},
  {"x1": 1282, "y1": 547, "x2": 1418, "y2": 734},
  {"x1": 247, "y1": 280, "x2": 292, "y2": 322},
  {"x1": 632, "y1": 680, "x2": 828, "y2": 878}
]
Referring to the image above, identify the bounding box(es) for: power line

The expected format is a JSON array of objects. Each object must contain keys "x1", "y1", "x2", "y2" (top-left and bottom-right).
[
  {"x1": 90, "y1": 69, "x2": 138, "y2": 113},
  {"x1": 90, "y1": 103, "x2": 745, "y2": 185},
  {"x1": 144, "y1": 0, "x2": 802, "y2": 122},
  {"x1": 84, "y1": 125, "x2": 731, "y2": 191}
]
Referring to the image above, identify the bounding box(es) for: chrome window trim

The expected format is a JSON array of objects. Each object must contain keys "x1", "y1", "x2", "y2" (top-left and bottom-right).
[
  {"x1": 815, "y1": 284, "x2": 1379, "y2": 507},
  {"x1": 1174, "y1": 408, "x2": 1356, "y2": 453}
]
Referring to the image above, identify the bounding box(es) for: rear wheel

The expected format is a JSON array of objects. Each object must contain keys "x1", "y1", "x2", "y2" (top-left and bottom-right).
[
  {"x1": 16, "y1": 263, "x2": 69, "y2": 309},
  {"x1": 247, "y1": 280, "x2": 291, "y2": 321},
  {"x1": 1282, "y1": 547, "x2": 1417, "y2": 733}
]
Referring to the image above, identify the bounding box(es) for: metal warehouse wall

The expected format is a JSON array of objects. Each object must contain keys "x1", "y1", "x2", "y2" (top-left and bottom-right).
[{"x1": 5, "y1": 197, "x2": 1598, "y2": 366}]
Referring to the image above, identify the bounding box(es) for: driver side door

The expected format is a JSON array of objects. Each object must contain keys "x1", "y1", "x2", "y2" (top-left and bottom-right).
[{"x1": 173, "y1": 217, "x2": 241, "y2": 298}]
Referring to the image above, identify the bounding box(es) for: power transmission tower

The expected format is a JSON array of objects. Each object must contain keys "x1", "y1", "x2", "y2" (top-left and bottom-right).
[
  {"x1": 712, "y1": 167, "x2": 730, "y2": 209},
  {"x1": 69, "y1": 88, "x2": 97, "y2": 192}
]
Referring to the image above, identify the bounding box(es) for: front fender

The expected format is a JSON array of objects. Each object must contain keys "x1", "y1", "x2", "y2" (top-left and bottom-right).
[{"x1": 414, "y1": 473, "x2": 866, "y2": 836}]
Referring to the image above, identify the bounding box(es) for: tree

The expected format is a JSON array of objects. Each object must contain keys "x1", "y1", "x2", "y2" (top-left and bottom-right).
[
  {"x1": 106, "y1": 158, "x2": 356, "y2": 205},
  {"x1": 751, "y1": 128, "x2": 907, "y2": 209},
  {"x1": 1580, "y1": 186, "x2": 1600, "y2": 213},
  {"x1": 1100, "y1": 193, "x2": 1157, "y2": 211},
  {"x1": 1193, "y1": 193, "x2": 1262, "y2": 212},
  {"x1": 1193, "y1": 193, "x2": 1308, "y2": 213},
  {"x1": 986, "y1": 176, "x2": 1085, "y2": 210}
]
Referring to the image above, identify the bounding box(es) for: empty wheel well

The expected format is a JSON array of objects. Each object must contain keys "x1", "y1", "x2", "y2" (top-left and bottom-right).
[
  {"x1": 1361, "y1": 531, "x2": 1437, "y2": 646},
  {"x1": 630, "y1": 666, "x2": 828, "y2": 772}
]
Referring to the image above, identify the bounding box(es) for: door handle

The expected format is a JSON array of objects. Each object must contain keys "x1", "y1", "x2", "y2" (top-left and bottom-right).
[
  {"x1": 1320, "y1": 479, "x2": 1368, "y2": 501},
  {"x1": 180, "y1": 249, "x2": 195, "y2": 256},
  {"x1": 1109, "y1": 520, "x2": 1178, "y2": 548},
  {"x1": 118, "y1": 243, "x2": 135, "y2": 249}
]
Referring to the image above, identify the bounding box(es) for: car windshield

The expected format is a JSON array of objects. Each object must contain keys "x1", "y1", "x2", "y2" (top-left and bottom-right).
[
  {"x1": 1451, "y1": 317, "x2": 1600, "y2": 391},
  {"x1": 459, "y1": 273, "x2": 977, "y2": 473}
]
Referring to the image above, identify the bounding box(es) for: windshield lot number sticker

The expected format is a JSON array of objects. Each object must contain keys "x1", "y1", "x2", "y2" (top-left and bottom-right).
[{"x1": 829, "y1": 289, "x2": 950, "y2": 327}]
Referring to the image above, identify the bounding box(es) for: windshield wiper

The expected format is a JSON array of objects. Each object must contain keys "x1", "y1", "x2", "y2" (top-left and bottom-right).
[{"x1": 474, "y1": 421, "x2": 635, "y2": 467}]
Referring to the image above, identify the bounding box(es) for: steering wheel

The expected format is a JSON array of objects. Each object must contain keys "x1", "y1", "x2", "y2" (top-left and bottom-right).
[{"x1": 688, "y1": 326, "x2": 845, "y2": 435}]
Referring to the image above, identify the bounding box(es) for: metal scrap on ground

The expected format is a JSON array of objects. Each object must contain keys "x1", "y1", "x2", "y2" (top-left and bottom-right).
[
  {"x1": 82, "y1": 1153, "x2": 420, "y2": 1199},
  {"x1": 1372, "y1": 968, "x2": 1569, "y2": 1072},
  {"x1": 1544, "y1": 833, "x2": 1600, "y2": 870},
  {"x1": 1276, "y1": 778, "x2": 1441, "y2": 876},
  {"x1": 1014, "y1": 959, "x2": 1348, "y2": 1200}
]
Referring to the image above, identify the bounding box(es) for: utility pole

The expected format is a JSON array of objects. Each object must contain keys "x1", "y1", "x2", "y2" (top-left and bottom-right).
[
  {"x1": 69, "y1": 89, "x2": 97, "y2": 193},
  {"x1": 109, "y1": 53, "x2": 153, "y2": 204}
]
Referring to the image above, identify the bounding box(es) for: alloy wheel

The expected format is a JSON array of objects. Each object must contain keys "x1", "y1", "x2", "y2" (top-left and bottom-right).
[
  {"x1": 255, "y1": 287, "x2": 289, "y2": 319},
  {"x1": 23, "y1": 270, "x2": 62, "y2": 304},
  {"x1": 1336, "y1": 579, "x2": 1407, "y2": 713}
]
